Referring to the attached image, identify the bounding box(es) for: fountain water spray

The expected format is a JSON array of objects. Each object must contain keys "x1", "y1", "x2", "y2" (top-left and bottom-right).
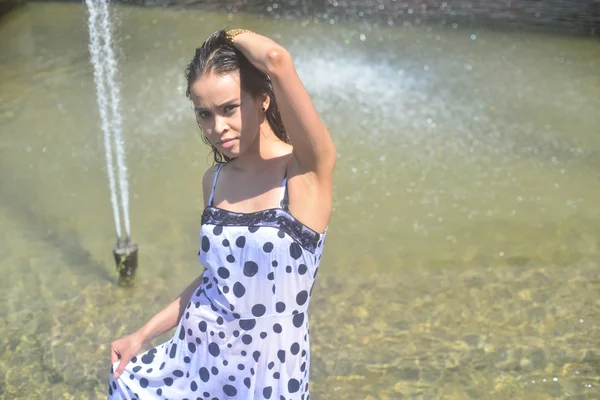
[{"x1": 85, "y1": 0, "x2": 138, "y2": 284}]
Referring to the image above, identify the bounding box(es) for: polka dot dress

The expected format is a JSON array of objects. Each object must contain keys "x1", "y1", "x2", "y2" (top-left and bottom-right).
[{"x1": 108, "y1": 163, "x2": 327, "y2": 399}]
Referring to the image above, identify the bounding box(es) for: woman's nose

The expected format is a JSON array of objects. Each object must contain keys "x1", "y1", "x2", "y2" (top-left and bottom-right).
[{"x1": 214, "y1": 116, "x2": 229, "y2": 135}]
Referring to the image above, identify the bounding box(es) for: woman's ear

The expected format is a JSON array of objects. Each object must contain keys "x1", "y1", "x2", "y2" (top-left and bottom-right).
[{"x1": 260, "y1": 92, "x2": 271, "y2": 113}]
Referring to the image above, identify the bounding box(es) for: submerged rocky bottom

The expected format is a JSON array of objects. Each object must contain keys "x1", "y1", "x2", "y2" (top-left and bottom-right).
[{"x1": 1, "y1": 261, "x2": 599, "y2": 399}]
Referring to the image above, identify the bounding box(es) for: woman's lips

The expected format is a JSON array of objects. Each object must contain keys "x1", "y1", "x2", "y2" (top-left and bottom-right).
[{"x1": 219, "y1": 138, "x2": 237, "y2": 149}]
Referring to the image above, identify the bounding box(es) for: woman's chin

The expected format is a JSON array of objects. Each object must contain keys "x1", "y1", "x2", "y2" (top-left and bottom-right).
[{"x1": 221, "y1": 148, "x2": 239, "y2": 159}]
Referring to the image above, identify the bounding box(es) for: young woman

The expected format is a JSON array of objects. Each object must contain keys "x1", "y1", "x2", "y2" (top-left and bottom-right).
[{"x1": 108, "y1": 29, "x2": 336, "y2": 399}]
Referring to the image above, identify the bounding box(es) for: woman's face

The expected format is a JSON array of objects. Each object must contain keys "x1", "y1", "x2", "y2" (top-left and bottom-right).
[{"x1": 190, "y1": 71, "x2": 264, "y2": 159}]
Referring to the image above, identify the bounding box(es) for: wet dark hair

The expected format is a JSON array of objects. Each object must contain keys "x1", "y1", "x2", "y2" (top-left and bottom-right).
[{"x1": 184, "y1": 29, "x2": 290, "y2": 165}]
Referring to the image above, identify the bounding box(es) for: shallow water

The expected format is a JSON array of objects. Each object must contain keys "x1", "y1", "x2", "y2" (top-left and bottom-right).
[{"x1": 0, "y1": 2, "x2": 599, "y2": 399}]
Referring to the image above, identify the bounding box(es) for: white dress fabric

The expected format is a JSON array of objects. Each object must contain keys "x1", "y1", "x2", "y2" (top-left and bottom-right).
[{"x1": 108, "y1": 163, "x2": 327, "y2": 400}]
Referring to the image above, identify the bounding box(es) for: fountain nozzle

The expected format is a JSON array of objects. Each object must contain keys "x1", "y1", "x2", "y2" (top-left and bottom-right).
[{"x1": 113, "y1": 238, "x2": 138, "y2": 286}]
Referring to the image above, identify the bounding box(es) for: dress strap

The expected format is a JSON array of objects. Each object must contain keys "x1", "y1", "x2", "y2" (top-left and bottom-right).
[
  {"x1": 208, "y1": 163, "x2": 225, "y2": 206},
  {"x1": 279, "y1": 172, "x2": 289, "y2": 210}
]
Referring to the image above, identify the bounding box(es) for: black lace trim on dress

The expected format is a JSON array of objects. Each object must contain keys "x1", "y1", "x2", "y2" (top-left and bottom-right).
[{"x1": 201, "y1": 207, "x2": 320, "y2": 253}]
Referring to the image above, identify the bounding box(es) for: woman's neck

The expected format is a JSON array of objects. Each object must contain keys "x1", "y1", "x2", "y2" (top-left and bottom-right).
[{"x1": 230, "y1": 122, "x2": 291, "y2": 173}]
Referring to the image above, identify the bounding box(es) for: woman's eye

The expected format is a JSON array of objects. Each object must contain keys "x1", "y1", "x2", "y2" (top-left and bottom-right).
[
  {"x1": 196, "y1": 111, "x2": 210, "y2": 119},
  {"x1": 224, "y1": 105, "x2": 238, "y2": 113}
]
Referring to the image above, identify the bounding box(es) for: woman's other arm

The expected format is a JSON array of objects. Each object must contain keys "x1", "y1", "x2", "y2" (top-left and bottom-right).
[{"x1": 111, "y1": 166, "x2": 217, "y2": 379}]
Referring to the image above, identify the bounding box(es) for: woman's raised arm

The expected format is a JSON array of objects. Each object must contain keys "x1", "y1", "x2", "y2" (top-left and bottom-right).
[{"x1": 229, "y1": 30, "x2": 336, "y2": 179}]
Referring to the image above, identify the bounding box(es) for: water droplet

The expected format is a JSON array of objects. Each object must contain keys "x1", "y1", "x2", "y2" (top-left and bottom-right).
[
  {"x1": 359, "y1": 34, "x2": 366, "y2": 41},
  {"x1": 471, "y1": 34, "x2": 477, "y2": 40}
]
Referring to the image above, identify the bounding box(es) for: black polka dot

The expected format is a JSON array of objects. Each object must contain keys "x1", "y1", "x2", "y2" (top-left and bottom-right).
[
  {"x1": 260, "y1": 332, "x2": 267, "y2": 339},
  {"x1": 242, "y1": 334, "x2": 253, "y2": 344},
  {"x1": 157, "y1": 388, "x2": 162, "y2": 396},
  {"x1": 286, "y1": 266, "x2": 292, "y2": 273},
  {"x1": 188, "y1": 342, "x2": 196, "y2": 353},
  {"x1": 213, "y1": 225, "x2": 223, "y2": 235},
  {"x1": 277, "y1": 230, "x2": 285, "y2": 238},
  {"x1": 201, "y1": 236, "x2": 210, "y2": 252},
  {"x1": 173, "y1": 370, "x2": 184, "y2": 377},
  {"x1": 252, "y1": 304, "x2": 266, "y2": 317},
  {"x1": 239, "y1": 319, "x2": 256, "y2": 330},
  {"x1": 219, "y1": 332, "x2": 225, "y2": 339},
  {"x1": 226, "y1": 254, "x2": 235, "y2": 263},
  {"x1": 208, "y1": 343, "x2": 220, "y2": 357},
  {"x1": 268, "y1": 272, "x2": 275, "y2": 280},
  {"x1": 236, "y1": 236, "x2": 246, "y2": 248},
  {"x1": 141, "y1": 349, "x2": 156, "y2": 364},
  {"x1": 228, "y1": 375, "x2": 235, "y2": 381},
  {"x1": 133, "y1": 366, "x2": 141, "y2": 372},
  {"x1": 293, "y1": 313, "x2": 305, "y2": 327},
  {"x1": 237, "y1": 363, "x2": 245, "y2": 370},
  {"x1": 244, "y1": 377, "x2": 251, "y2": 388},
  {"x1": 199, "y1": 321, "x2": 207, "y2": 332},
  {"x1": 273, "y1": 323, "x2": 282, "y2": 333},
  {"x1": 233, "y1": 282, "x2": 246, "y2": 298},
  {"x1": 139, "y1": 378, "x2": 148, "y2": 388},
  {"x1": 169, "y1": 343, "x2": 178, "y2": 359},
  {"x1": 217, "y1": 316, "x2": 224, "y2": 325},
  {"x1": 291, "y1": 342, "x2": 300, "y2": 355},
  {"x1": 268, "y1": 361, "x2": 274, "y2": 369},
  {"x1": 233, "y1": 330, "x2": 240, "y2": 337},
  {"x1": 288, "y1": 378, "x2": 300, "y2": 393},
  {"x1": 164, "y1": 377, "x2": 174, "y2": 386},
  {"x1": 289, "y1": 242, "x2": 302, "y2": 259},
  {"x1": 272, "y1": 284, "x2": 276, "y2": 294},
  {"x1": 191, "y1": 381, "x2": 198, "y2": 391},
  {"x1": 248, "y1": 226, "x2": 260, "y2": 233},
  {"x1": 253, "y1": 351, "x2": 261, "y2": 362},
  {"x1": 272, "y1": 261, "x2": 278, "y2": 267},
  {"x1": 298, "y1": 264, "x2": 308, "y2": 275},
  {"x1": 243, "y1": 261, "x2": 258, "y2": 277},
  {"x1": 296, "y1": 290, "x2": 308, "y2": 305},
  {"x1": 223, "y1": 384, "x2": 237, "y2": 396},
  {"x1": 276, "y1": 302, "x2": 286, "y2": 312},
  {"x1": 223, "y1": 285, "x2": 229, "y2": 293},
  {"x1": 222, "y1": 239, "x2": 230, "y2": 246},
  {"x1": 263, "y1": 242, "x2": 274, "y2": 252},
  {"x1": 273, "y1": 372, "x2": 280, "y2": 379},
  {"x1": 263, "y1": 386, "x2": 272, "y2": 399},
  {"x1": 278, "y1": 350, "x2": 286, "y2": 363},
  {"x1": 211, "y1": 366, "x2": 219, "y2": 375},
  {"x1": 218, "y1": 267, "x2": 230, "y2": 279}
]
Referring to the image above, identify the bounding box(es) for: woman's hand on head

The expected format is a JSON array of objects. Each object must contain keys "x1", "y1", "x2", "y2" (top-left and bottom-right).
[{"x1": 110, "y1": 331, "x2": 146, "y2": 379}]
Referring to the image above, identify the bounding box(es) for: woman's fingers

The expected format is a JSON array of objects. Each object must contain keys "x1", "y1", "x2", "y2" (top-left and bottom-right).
[{"x1": 113, "y1": 353, "x2": 130, "y2": 380}]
